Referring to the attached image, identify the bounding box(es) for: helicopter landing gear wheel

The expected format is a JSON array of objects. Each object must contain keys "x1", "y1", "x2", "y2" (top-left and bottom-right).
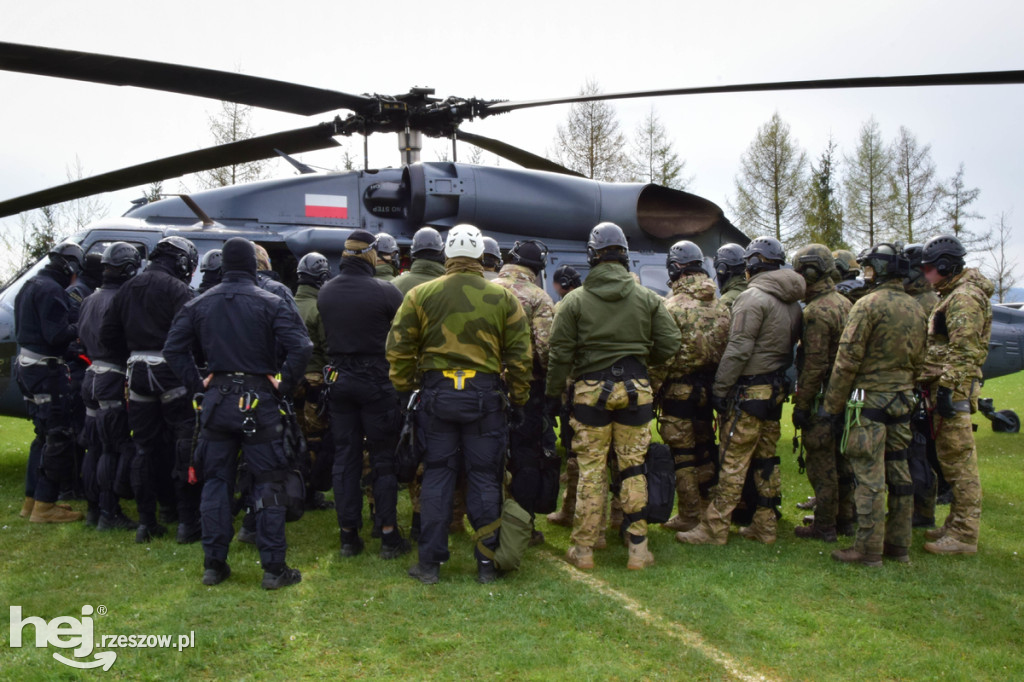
[{"x1": 992, "y1": 410, "x2": 1020, "y2": 433}]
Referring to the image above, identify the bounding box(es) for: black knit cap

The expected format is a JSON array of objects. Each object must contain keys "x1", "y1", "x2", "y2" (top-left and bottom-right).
[
  {"x1": 222, "y1": 237, "x2": 257, "y2": 275},
  {"x1": 510, "y1": 240, "x2": 546, "y2": 272}
]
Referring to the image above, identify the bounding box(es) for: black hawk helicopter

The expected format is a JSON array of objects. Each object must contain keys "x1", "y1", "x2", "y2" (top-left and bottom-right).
[{"x1": 0, "y1": 41, "x2": 1021, "y2": 428}]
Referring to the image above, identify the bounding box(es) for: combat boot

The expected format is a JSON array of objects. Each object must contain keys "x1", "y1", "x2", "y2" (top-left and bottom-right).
[
  {"x1": 408, "y1": 562, "x2": 440, "y2": 584},
  {"x1": 85, "y1": 505, "x2": 101, "y2": 527},
  {"x1": 796, "y1": 496, "x2": 817, "y2": 510},
  {"x1": 626, "y1": 537, "x2": 654, "y2": 570},
  {"x1": 529, "y1": 529, "x2": 545, "y2": 547},
  {"x1": 565, "y1": 545, "x2": 594, "y2": 570},
  {"x1": 924, "y1": 525, "x2": 948, "y2": 541},
  {"x1": 379, "y1": 530, "x2": 412, "y2": 560},
  {"x1": 476, "y1": 560, "x2": 502, "y2": 584},
  {"x1": 923, "y1": 535, "x2": 977, "y2": 555},
  {"x1": 662, "y1": 515, "x2": 699, "y2": 533},
  {"x1": 545, "y1": 507, "x2": 574, "y2": 527},
  {"x1": 738, "y1": 525, "x2": 776, "y2": 544},
  {"x1": 97, "y1": 510, "x2": 137, "y2": 531},
  {"x1": 177, "y1": 522, "x2": 202, "y2": 544},
  {"x1": 340, "y1": 530, "x2": 365, "y2": 557},
  {"x1": 262, "y1": 565, "x2": 302, "y2": 590},
  {"x1": 675, "y1": 524, "x2": 727, "y2": 546},
  {"x1": 794, "y1": 523, "x2": 837, "y2": 542},
  {"x1": 236, "y1": 525, "x2": 257, "y2": 544},
  {"x1": 594, "y1": 534, "x2": 607, "y2": 550},
  {"x1": 202, "y1": 559, "x2": 231, "y2": 586},
  {"x1": 882, "y1": 543, "x2": 911, "y2": 563},
  {"x1": 30, "y1": 502, "x2": 84, "y2": 524},
  {"x1": 831, "y1": 547, "x2": 883, "y2": 567},
  {"x1": 20, "y1": 497, "x2": 34, "y2": 518},
  {"x1": 135, "y1": 522, "x2": 168, "y2": 543}
]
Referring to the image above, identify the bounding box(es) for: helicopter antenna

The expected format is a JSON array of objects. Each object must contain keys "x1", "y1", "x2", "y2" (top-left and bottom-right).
[{"x1": 273, "y1": 148, "x2": 316, "y2": 175}]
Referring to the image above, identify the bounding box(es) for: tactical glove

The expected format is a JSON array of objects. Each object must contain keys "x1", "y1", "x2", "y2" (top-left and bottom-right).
[
  {"x1": 936, "y1": 386, "x2": 957, "y2": 419},
  {"x1": 711, "y1": 394, "x2": 729, "y2": 414},
  {"x1": 508, "y1": 405, "x2": 527, "y2": 430},
  {"x1": 792, "y1": 408, "x2": 811, "y2": 430},
  {"x1": 545, "y1": 395, "x2": 563, "y2": 420}
]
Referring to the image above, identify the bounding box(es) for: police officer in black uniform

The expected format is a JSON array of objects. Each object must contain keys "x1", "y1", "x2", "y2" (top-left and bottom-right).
[
  {"x1": 78, "y1": 242, "x2": 141, "y2": 531},
  {"x1": 100, "y1": 235, "x2": 200, "y2": 543},
  {"x1": 197, "y1": 249, "x2": 223, "y2": 294},
  {"x1": 14, "y1": 242, "x2": 86, "y2": 524},
  {"x1": 164, "y1": 237, "x2": 312, "y2": 589},
  {"x1": 318, "y1": 230, "x2": 411, "y2": 560}
]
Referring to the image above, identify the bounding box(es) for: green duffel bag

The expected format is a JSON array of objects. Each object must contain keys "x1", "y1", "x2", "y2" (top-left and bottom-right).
[{"x1": 474, "y1": 497, "x2": 532, "y2": 572}]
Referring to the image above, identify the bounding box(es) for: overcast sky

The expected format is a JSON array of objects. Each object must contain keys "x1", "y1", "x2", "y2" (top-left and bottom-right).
[{"x1": 1, "y1": 0, "x2": 1022, "y2": 274}]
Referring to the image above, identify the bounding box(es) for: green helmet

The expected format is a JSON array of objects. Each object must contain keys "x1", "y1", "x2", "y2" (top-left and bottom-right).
[
  {"x1": 793, "y1": 243, "x2": 836, "y2": 284},
  {"x1": 832, "y1": 249, "x2": 860, "y2": 279},
  {"x1": 858, "y1": 243, "x2": 905, "y2": 281}
]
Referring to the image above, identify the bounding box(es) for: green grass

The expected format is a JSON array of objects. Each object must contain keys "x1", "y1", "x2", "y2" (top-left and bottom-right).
[{"x1": 2, "y1": 376, "x2": 1023, "y2": 680}]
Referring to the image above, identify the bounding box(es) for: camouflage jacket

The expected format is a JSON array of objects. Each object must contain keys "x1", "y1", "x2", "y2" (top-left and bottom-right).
[
  {"x1": 494, "y1": 263, "x2": 555, "y2": 376},
  {"x1": 823, "y1": 279, "x2": 926, "y2": 414},
  {"x1": 918, "y1": 268, "x2": 994, "y2": 389},
  {"x1": 546, "y1": 262, "x2": 681, "y2": 398},
  {"x1": 374, "y1": 262, "x2": 398, "y2": 281},
  {"x1": 794, "y1": 277, "x2": 851, "y2": 412},
  {"x1": 392, "y1": 259, "x2": 446, "y2": 296},
  {"x1": 386, "y1": 257, "x2": 533, "y2": 405},
  {"x1": 719, "y1": 276, "x2": 747, "y2": 310},
  {"x1": 713, "y1": 269, "x2": 804, "y2": 397},
  {"x1": 904, "y1": 278, "x2": 940, "y2": 317},
  {"x1": 650, "y1": 273, "x2": 730, "y2": 392},
  {"x1": 294, "y1": 284, "x2": 327, "y2": 374}
]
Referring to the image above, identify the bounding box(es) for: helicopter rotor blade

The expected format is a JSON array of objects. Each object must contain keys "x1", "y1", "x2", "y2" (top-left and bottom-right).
[
  {"x1": 485, "y1": 70, "x2": 1024, "y2": 114},
  {"x1": 0, "y1": 41, "x2": 372, "y2": 116},
  {"x1": 0, "y1": 125, "x2": 340, "y2": 218},
  {"x1": 456, "y1": 130, "x2": 585, "y2": 178}
]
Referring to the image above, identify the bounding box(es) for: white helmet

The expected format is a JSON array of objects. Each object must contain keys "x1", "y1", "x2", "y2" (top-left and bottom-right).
[{"x1": 445, "y1": 224, "x2": 484, "y2": 259}]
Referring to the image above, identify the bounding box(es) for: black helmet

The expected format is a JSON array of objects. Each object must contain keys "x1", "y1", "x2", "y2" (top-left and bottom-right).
[
  {"x1": 152, "y1": 236, "x2": 199, "y2": 280},
  {"x1": 375, "y1": 233, "x2": 399, "y2": 260},
  {"x1": 743, "y1": 237, "x2": 785, "y2": 275},
  {"x1": 553, "y1": 264, "x2": 582, "y2": 291},
  {"x1": 792, "y1": 244, "x2": 835, "y2": 284},
  {"x1": 411, "y1": 226, "x2": 444, "y2": 255},
  {"x1": 667, "y1": 240, "x2": 705, "y2": 281},
  {"x1": 858, "y1": 242, "x2": 904, "y2": 281},
  {"x1": 921, "y1": 234, "x2": 967, "y2": 278},
  {"x1": 902, "y1": 243, "x2": 925, "y2": 285},
  {"x1": 714, "y1": 243, "x2": 746, "y2": 284},
  {"x1": 101, "y1": 241, "x2": 142, "y2": 278},
  {"x1": 48, "y1": 241, "x2": 85, "y2": 277},
  {"x1": 297, "y1": 252, "x2": 331, "y2": 286},
  {"x1": 82, "y1": 252, "x2": 104, "y2": 280},
  {"x1": 508, "y1": 239, "x2": 548, "y2": 273},
  {"x1": 586, "y1": 222, "x2": 629, "y2": 267},
  {"x1": 200, "y1": 249, "x2": 223, "y2": 273},
  {"x1": 481, "y1": 237, "x2": 502, "y2": 270}
]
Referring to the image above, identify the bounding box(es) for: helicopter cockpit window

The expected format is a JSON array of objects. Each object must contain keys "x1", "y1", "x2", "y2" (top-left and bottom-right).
[
  {"x1": 85, "y1": 240, "x2": 148, "y2": 261},
  {"x1": 639, "y1": 265, "x2": 670, "y2": 296}
]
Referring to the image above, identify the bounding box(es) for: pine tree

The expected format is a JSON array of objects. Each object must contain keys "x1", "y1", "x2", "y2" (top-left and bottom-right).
[
  {"x1": 844, "y1": 117, "x2": 891, "y2": 248},
  {"x1": 554, "y1": 79, "x2": 627, "y2": 181}
]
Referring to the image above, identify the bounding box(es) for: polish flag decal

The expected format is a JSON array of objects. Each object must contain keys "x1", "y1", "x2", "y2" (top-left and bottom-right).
[{"x1": 305, "y1": 194, "x2": 348, "y2": 219}]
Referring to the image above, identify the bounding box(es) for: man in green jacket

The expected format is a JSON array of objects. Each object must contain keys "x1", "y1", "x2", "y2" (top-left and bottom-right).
[
  {"x1": 373, "y1": 233, "x2": 400, "y2": 281},
  {"x1": 715, "y1": 244, "x2": 747, "y2": 310},
  {"x1": 546, "y1": 223, "x2": 681, "y2": 571},
  {"x1": 393, "y1": 227, "x2": 446, "y2": 296}
]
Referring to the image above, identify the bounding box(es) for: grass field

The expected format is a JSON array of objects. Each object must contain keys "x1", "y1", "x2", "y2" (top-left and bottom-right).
[{"x1": 2, "y1": 376, "x2": 1022, "y2": 680}]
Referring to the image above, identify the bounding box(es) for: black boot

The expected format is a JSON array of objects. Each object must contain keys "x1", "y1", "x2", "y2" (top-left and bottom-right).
[
  {"x1": 202, "y1": 559, "x2": 231, "y2": 586},
  {"x1": 408, "y1": 561, "x2": 439, "y2": 584},
  {"x1": 262, "y1": 564, "x2": 301, "y2": 590},
  {"x1": 340, "y1": 529, "x2": 365, "y2": 557},
  {"x1": 477, "y1": 560, "x2": 501, "y2": 584},
  {"x1": 379, "y1": 529, "x2": 411, "y2": 560},
  {"x1": 135, "y1": 522, "x2": 168, "y2": 543},
  {"x1": 177, "y1": 521, "x2": 202, "y2": 544}
]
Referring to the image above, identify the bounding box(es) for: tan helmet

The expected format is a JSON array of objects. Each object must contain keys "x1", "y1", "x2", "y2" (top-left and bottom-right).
[
  {"x1": 794, "y1": 244, "x2": 836, "y2": 284},
  {"x1": 832, "y1": 249, "x2": 860, "y2": 279}
]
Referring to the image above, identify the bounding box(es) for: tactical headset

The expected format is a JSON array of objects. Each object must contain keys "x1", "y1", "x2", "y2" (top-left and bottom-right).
[{"x1": 553, "y1": 264, "x2": 582, "y2": 291}]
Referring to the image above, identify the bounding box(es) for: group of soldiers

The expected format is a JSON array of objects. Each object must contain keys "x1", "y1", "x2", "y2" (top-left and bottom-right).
[{"x1": 12, "y1": 219, "x2": 989, "y2": 588}]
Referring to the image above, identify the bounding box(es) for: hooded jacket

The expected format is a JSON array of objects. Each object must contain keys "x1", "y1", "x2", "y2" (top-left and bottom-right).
[
  {"x1": 919, "y1": 267, "x2": 994, "y2": 388},
  {"x1": 545, "y1": 262, "x2": 681, "y2": 397},
  {"x1": 713, "y1": 268, "x2": 804, "y2": 397}
]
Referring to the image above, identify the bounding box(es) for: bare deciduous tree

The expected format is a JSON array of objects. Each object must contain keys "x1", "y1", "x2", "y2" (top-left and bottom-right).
[
  {"x1": 985, "y1": 212, "x2": 1019, "y2": 303},
  {"x1": 844, "y1": 117, "x2": 891, "y2": 248},
  {"x1": 887, "y1": 126, "x2": 942, "y2": 244},
  {"x1": 196, "y1": 100, "x2": 266, "y2": 188},
  {"x1": 941, "y1": 163, "x2": 988, "y2": 252}
]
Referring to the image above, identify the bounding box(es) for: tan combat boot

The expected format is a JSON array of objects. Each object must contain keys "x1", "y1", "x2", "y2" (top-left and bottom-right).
[
  {"x1": 20, "y1": 497, "x2": 34, "y2": 519},
  {"x1": 923, "y1": 535, "x2": 977, "y2": 555},
  {"x1": 662, "y1": 515, "x2": 699, "y2": 533},
  {"x1": 30, "y1": 502, "x2": 84, "y2": 524},
  {"x1": 594, "y1": 534, "x2": 607, "y2": 550},
  {"x1": 565, "y1": 545, "x2": 594, "y2": 570},
  {"x1": 924, "y1": 524, "x2": 949, "y2": 542},
  {"x1": 738, "y1": 525, "x2": 776, "y2": 544},
  {"x1": 546, "y1": 507, "x2": 574, "y2": 527},
  {"x1": 831, "y1": 547, "x2": 882, "y2": 567},
  {"x1": 676, "y1": 523, "x2": 727, "y2": 546},
  {"x1": 626, "y1": 538, "x2": 654, "y2": 570}
]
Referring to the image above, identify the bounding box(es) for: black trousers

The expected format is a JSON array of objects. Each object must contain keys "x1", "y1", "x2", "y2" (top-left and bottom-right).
[
  {"x1": 508, "y1": 379, "x2": 554, "y2": 515},
  {"x1": 416, "y1": 373, "x2": 506, "y2": 565},
  {"x1": 14, "y1": 361, "x2": 74, "y2": 503},
  {"x1": 328, "y1": 364, "x2": 401, "y2": 532}
]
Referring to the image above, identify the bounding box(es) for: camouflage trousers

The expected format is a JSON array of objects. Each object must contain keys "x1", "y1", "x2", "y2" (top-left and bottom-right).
[
  {"x1": 933, "y1": 380, "x2": 982, "y2": 544},
  {"x1": 657, "y1": 381, "x2": 717, "y2": 527},
  {"x1": 570, "y1": 377, "x2": 652, "y2": 547},
  {"x1": 295, "y1": 372, "x2": 332, "y2": 491},
  {"x1": 802, "y1": 413, "x2": 855, "y2": 529},
  {"x1": 704, "y1": 384, "x2": 782, "y2": 541},
  {"x1": 843, "y1": 390, "x2": 913, "y2": 555}
]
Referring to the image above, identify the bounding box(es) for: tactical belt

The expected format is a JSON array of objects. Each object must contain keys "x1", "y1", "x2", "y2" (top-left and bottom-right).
[
  {"x1": 129, "y1": 385, "x2": 188, "y2": 404},
  {"x1": 423, "y1": 369, "x2": 500, "y2": 391},
  {"x1": 85, "y1": 407, "x2": 98, "y2": 418},
  {"x1": 210, "y1": 373, "x2": 273, "y2": 392},
  {"x1": 734, "y1": 370, "x2": 788, "y2": 421},
  {"x1": 860, "y1": 408, "x2": 912, "y2": 425},
  {"x1": 576, "y1": 356, "x2": 647, "y2": 383},
  {"x1": 574, "y1": 357, "x2": 651, "y2": 427},
  {"x1": 87, "y1": 360, "x2": 126, "y2": 374},
  {"x1": 97, "y1": 399, "x2": 125, "y2": 410},
  {"x1": 17, "y1": 349, "x2": 61, "y2": 367},
  {"x1": 670, "y1": 446, "x2": 714, "y2": 469},
  {"x1": 23, "y1": 394, "x2": 53, "y2": 405},
  {"x1": 128, "y1": 351, "x2": 165, "y2": 365}
]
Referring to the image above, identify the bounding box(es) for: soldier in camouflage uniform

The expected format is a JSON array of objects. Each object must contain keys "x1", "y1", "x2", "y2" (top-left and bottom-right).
[
  {"x1": 823, "y1": 244, "x2": 926, "y2": 566},
  {"x1": 714, "y1": 244, "x2": 747, "y2": 310},
  {"x1": 393, "y1": 227, "x2": 446, "y2": 295},
  {"x1": 901, "y1": 243, "x2": 945, "y2": 528},
  {"x1": 387, "y1": 224, "x2": 532, "y2": 584},
  {"x1": 650, "y1": 241, "x2": 730, "y2": 533},
  {"x1": 678, "y1": 237, "x2": 803, "y2": 547},
  {"x1": 547, "y1": 223, "x2": 681, "y2": 571},
  {"x1": 791, "y1": 245, "x2": 853, "y2": 542},
  {"x1": 373, "y1": 233, "x2": 400, "y2": 281},
  {"x1": 292, "y1": 253, "x2": 333, "y2": 511},
  {"x1": 481, "y1": 237, "x2": 503, "y2": 281},
  {"x1": 917, "y1": 235, "x2": 992, "y2": 555},
  {"x1": 833, "y1": 249, "x2": 868, "y2": 304},
  {"x1": 495, "y1": 240, "x2": 556, "y2": 533}
]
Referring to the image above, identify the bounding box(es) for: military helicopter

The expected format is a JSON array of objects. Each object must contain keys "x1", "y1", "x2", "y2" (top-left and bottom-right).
[{"x1": 0, "y1": 40, "x2": 1022, "y2": 425}]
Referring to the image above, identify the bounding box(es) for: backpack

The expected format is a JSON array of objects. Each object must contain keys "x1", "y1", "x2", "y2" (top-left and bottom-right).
[{"x1": 473, "y1": 497, "x2": 532, "y2": 572}]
